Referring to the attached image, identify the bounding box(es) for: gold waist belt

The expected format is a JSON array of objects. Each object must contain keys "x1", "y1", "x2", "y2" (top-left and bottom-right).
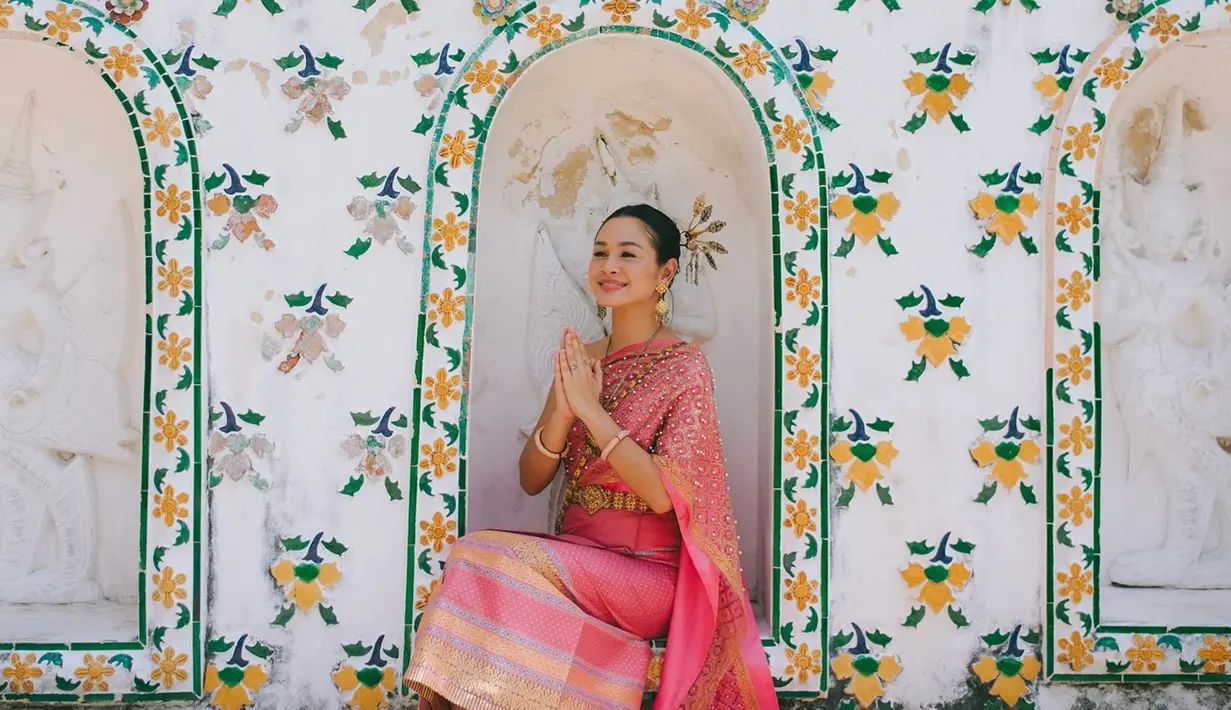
[{"x1": 565, "y1": 484, "x2": 652, "y2": 515}]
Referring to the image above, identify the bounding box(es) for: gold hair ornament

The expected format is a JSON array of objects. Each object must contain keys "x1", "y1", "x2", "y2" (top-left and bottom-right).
[{"x1": 679, "y1": 193, "x2": 728, "y2": 286}]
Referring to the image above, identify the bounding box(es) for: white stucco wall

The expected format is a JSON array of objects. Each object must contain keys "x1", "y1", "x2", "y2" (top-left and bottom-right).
[{"x1": 2, "y1": 0, "x2": 1231, "y2": 707}]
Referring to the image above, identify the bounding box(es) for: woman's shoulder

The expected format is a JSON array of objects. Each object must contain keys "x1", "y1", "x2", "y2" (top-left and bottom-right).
[
  {"x1": 672, "y1": 339, "x2": 707, "y2": 360},
  {"x1": 666, "y1": 341, "x2": 713, "y2": 381}
]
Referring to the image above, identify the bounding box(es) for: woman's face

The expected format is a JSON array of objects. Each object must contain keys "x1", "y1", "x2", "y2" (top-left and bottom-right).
[{"x1": 589, "y1": 216, "x2": 673, "y2": 310}]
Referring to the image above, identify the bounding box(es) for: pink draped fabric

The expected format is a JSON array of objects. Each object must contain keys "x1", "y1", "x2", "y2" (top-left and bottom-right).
[{"x1": 404, "y1": 339, "x2": 778, "y2": 709}]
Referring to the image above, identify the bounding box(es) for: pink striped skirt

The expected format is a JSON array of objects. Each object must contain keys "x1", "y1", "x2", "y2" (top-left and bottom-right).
[{"x1": 404, "y1": 529, "x2": 678, "y2": 709}]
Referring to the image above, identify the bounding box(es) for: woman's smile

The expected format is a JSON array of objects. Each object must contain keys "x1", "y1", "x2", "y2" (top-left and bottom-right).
[{"x1": 598, "y1": 279, "x2": 626, "y2": 292}]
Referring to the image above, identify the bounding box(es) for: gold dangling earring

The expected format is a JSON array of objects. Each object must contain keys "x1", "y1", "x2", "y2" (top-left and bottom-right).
[
  {"x1": 655, "y1": 283, "x2": 669, "y2": 324},
  {"x1": 596, "y1": 304, "x2": 607, "y2": 320}
]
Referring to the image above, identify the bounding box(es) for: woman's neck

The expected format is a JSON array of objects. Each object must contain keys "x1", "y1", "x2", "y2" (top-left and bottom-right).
[{"x1": 608, "y1": 305, "x2": 663, "y2": 353}]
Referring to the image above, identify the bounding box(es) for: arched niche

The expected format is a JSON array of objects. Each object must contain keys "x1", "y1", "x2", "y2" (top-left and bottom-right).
[
  {"x1": 469, "y1": 31, "x2": 774, "y2": 608},
  {"x1": 0, "y1": 36, "x2": 144, "y2": 639},
  {"x1": 1044, "y1": 0, "x2": 1231, "y2": 680},
  {"x1": 407, "y1": 1, "x2": 829, "y2": 694},
  {"x1": 1097, "y1": 41, "x2": 1231, "y2": 628},
  {"x1": 0, "y1": 0, "x2": 204, "y2": 698}
]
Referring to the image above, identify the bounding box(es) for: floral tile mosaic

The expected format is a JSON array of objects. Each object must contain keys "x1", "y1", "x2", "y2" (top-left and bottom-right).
[
  {"x1": 265, "y1": 285, "x2": 351, "y2": 373},
  {"x1": 204, "y1": 165, "x2": 278, "y2": 251},
  {"x1": 829, "y1": 624, "x2": 901, "y2": 709},
  {"x1": 968, "y1": 163, "x2": 1043, "y2": 257},
  {"x1": 836, "y1": 0, "x2": 900, "y2": 12},
  {"x1": 274, "y1": 45, "x2": 350, "y2": 138},
  {"x1": 404, "y1": 0, "x2": 828, "y2": 696},
  {"x1": 830, "y1": 165, "x2": 899, "y2": 257},
  {"x1": 779, "y1": 39, "x2": 839, "y2": 130},
  {"x1": 340, "y1": 408, "x2": 410, "y2": 501},
  {"x1": 897, "y1": 286, "x2": 971, "y2": 381},
  {"x1": 974, "y1": 0, "x2": 1038, "y2": 12},
  {"x1": 1044, "y1": 0, "x2": 1231, "y2": 682},
  {"x1": 269, "y1": 533, "x2": 347, "y2": 627},
  {"x1": 830, "y1": 410, "x2": 897, "y2": 506},
  {"x1": 971, "y1": 626, "x2": 1042, "y2": 708},
  {"x1": 202, "y1": 635, "x2": 273, "y2": 710},
  {"x1": 902, "y1": 43, "x2": 976, "y2": 134},
  {"x1": 346, "y1": 169, "x2": 420, "y2": 258},
  {"x1": 900, "y1": 533, "x2": 975, "y2": 629},
  {"x1": 208, "y1": 403, "x2": 273, "y2": 490},
  {"x1": 969, "y1": 407, "x2": 1041, "y2": 505},
  {"x1": 0, "y1": 0, "x2": 204, "y2": 701},
  {"x1": 1030, "y1": 46, "x2": 1090, "y2": 136},
  {"x1": 332, "y1": 636, "x2": 400, "y2": 710}
]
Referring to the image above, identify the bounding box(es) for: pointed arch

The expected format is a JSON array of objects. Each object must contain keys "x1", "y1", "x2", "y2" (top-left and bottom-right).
[
  {"x1": 0, "y1": 0, "x2": 204, "y2": 699},
  {"x1": 406, "y1": 1, "x2": 828, "y2": 695},
  {"x1": 1043, "y1": 0, "x2": 1231, "y2": 681}
]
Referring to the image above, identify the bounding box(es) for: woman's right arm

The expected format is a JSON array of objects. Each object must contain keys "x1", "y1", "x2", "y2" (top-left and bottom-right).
[{"x1": 519, "y1": 353, "x2": 573, "y2": 496}]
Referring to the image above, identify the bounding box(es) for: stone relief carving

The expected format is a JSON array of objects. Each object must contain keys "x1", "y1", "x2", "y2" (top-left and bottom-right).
[
  {"x1": 523, "y1": 129, "x2": 719, "y2": 528},
  {"x1": 0, "y1": 91, "x2": 141, "y2": 603},
  {"x1": 1104, "y1": 86, "x2": 1231, "y2": 589}
]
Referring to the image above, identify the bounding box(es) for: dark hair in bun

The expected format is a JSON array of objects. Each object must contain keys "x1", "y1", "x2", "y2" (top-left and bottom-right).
[{"x1": 600, "y1": 204, "x2": 681, "y2": 267}]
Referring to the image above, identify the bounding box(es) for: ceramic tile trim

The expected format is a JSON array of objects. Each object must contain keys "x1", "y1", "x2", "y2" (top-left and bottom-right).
[
  {"x1": 1043, "y1": 0, "x2": 1231, "y2": 683},
  {"x1": 405, "y1": 0, "x2": 830, "y2": 696},
  {"x1": 0, "y1": 0, "x2": 204, "y2": 701}
]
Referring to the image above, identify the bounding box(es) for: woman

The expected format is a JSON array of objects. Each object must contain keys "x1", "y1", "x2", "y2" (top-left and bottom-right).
[{"x1": 404, "y1": 203, "x2": 778, "y2": 709}]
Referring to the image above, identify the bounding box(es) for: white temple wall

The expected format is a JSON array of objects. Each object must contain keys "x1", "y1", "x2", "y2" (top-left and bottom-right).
[{"x1": 1, "y1": 0, "x2": 1230, "y2": 708}]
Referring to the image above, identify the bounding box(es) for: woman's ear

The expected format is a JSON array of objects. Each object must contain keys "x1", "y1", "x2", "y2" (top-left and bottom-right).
[{"x1": 661, "y1": 258, "x2": 680, "y2": 285}]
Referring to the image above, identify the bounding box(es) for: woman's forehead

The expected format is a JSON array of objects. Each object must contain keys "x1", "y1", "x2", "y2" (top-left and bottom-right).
[{"x1": 595, "y1": 216, "x2": 651, "y2": 246}]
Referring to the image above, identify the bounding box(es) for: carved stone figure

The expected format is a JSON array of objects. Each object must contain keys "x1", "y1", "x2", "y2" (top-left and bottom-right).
[
  {"x1": 523, "y1": 128, "x2": 719, "y2": 527},
  {"x1": 1104, "y1": 86, "x2": 1231, "y2": 589},
  {"x1": 0, "y1": 93, "x2": 52, "y2": 268},
  {"x1": 0, "y1": 91, "x2": 140, "y2": 604}
]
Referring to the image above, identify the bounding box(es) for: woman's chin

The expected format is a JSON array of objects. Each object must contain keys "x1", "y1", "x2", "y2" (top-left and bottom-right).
[
  {"x1": 594, "y1": 288, "x2": 647, "y2": 309},
  {"x1": 595, "y1": 298, "x2": 641, "y2": 311}
]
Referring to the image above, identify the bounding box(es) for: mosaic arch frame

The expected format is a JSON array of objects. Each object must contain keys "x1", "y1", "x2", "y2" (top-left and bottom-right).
[
  {"x1": 0, "y1": 0, "x2": 204, "y2": 702},
  {"x1": 405, "y1": 0, "x2": 830, "y2": 697},
  {"x1": 1044, "y1": 0, "x2": 1231, "y2": 683}
]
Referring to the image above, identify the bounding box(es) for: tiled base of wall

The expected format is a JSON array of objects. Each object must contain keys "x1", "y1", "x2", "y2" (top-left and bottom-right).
[{"x1": 777, "y1": 684, "x2": 1231, "y2": 710}]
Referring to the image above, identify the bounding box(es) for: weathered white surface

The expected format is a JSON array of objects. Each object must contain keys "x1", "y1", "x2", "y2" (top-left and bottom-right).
[
  {"x1": 0, "y1": 600, "x2": 138, "y2": 643},
  {"x1": 1036, "y1": 684, "x2": 1231, "y2": 710},
  {"x1": 1101, "y1": 586, "x2": 1231, "y2": 627}
]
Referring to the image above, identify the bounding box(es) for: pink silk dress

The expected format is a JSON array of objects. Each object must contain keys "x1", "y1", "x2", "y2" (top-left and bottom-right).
[{"x1": 404, "y1": 339, "x2": 779, "y2": 709}]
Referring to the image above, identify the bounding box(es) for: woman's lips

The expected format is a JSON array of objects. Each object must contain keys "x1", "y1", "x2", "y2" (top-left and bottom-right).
[{"x1": 599, "y1": 281, "x2": 626, "y2": 293}]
